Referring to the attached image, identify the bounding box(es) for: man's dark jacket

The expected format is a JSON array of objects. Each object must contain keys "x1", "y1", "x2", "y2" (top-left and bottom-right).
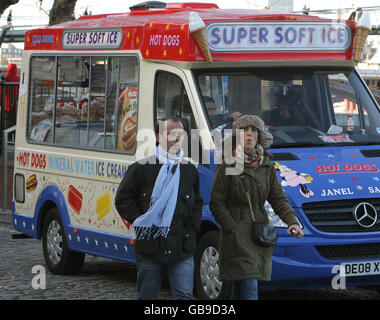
[{"x1": 115, "y1": 156, "x2": 203, "y2": 263}]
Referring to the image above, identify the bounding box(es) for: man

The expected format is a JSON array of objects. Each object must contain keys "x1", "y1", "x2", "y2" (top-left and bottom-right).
[
  {"x1": 203, "y1": 96, "x2": 241, "y2": 127},
  {"x1": 115, "y1": 116, "x2": 203, "y2": 300}
]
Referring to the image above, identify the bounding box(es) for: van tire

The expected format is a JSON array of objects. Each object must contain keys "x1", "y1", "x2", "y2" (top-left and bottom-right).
[
  {"x1": 194, "y1": 230, "x2": 232, "y2": 299},
  {"x1": 42, "y1": 207, "x2": 85, "y2": 274}
]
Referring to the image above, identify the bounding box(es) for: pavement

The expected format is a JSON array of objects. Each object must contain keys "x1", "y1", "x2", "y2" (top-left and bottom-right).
[
  {"x1": 1, "y1": 222, "x2": 380, "y2": 300},
  {"x1": 0, "y1": 224, "x2": 171, "y2": 300},
  {"x1": 0, "y1": 149, "x2": 13, "y2": 219},
  {"x1": 0, "y1": 212, "x2": 11, "y2": 224}
]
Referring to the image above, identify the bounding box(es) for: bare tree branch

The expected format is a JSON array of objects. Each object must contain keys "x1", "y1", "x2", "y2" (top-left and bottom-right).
[
  {"x1": 48, "y1": 0, "x2": 77, "y2": 26},
  {"x1": 0, "y1": 0, "x2": 19, "y2": 18}
]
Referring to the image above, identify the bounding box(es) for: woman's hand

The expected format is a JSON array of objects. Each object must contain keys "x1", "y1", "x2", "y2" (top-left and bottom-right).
[{"x1": 288, "y1": 224, "x2": 304, "y2": 238}]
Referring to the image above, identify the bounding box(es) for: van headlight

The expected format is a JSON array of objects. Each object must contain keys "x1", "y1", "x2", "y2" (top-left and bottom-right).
[{"x1": 265, "y1": 201, "x2": 302, "y2": 228}]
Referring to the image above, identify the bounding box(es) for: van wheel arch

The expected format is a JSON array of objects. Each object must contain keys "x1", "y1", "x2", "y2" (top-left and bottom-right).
[
  {"x1": 38, "y1": 200, "x2": 58, "y2": 239},
  {"x1": 34, "y1": 185, "x2": 70, "y2": 239}
]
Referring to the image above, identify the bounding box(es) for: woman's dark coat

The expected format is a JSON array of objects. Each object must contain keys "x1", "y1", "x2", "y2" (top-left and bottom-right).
[{"x1": 210, "y1": 156, "x2": 299, "y2": 281}]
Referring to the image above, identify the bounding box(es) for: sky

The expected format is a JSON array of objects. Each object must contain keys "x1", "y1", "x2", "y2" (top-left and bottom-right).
[{"x1": 1, "y1": 0, "x2": 380, "y2": 27}]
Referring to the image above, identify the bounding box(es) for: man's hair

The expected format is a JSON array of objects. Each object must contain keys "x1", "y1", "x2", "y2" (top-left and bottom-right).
[{"x1": 155, "y1": 116, "x2": 184, "y2": 135}]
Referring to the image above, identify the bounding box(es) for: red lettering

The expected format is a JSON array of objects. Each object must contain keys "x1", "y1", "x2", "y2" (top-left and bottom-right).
[
  {"x1": 18, "y1": 152, "x2": 30, "y2": 166},
  {"x1": 343, "y1": 164, "x2": 352, "y2": 170},
  {"x1": 316, "y1": 165, "x2": 326, "y2": 173},
  {"x1": 31, "y1": 154, "x2": 35, "y2": 168},
  {"x1": 369, "y1": 164, "x2": 379, "y2": 172},
  {"x1": 317, "y1": 162, "x2": 379, "y2": 174},
  {"x1": 30, "y1": 153, "x2": 46, "y2": 169}
]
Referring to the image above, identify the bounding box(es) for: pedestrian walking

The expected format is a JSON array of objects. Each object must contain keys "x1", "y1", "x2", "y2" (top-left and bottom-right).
[
  {"x1": 210, "y1": 114, "x2": 303, "y2": 300},
  {"x1": 4, "y1": 63, "x2": 20, "y2": 111},
  {"x1": 115, "y1": 116, "x2": 203, "y2": 300}
]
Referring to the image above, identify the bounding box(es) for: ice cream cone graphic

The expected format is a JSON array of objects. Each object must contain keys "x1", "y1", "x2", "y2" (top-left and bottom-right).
[
  {"x1": 353, "y1": 12, "x2": 371, "y2": 63},
  {"x1": 189, "y1": 12, "x2": 212, "y2": 62}
]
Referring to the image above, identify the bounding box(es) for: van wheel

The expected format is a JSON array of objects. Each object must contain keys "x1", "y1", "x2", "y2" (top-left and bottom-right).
[
  {"x1": 195, "y1": 230, "x2": 232, "y2": 299},
  {"x1": 42, "y1": 208, "x2": 84, "y2": 274}
]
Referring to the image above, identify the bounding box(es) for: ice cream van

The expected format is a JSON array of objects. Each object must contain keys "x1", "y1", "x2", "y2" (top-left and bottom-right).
[{"x1": 12, "y1": 1, "x2": 380, "y2": 298}]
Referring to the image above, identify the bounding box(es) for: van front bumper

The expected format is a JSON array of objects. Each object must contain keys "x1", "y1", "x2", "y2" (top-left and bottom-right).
[{"x1": 262, "y1": 233, "x2": 380, "y2": 290}]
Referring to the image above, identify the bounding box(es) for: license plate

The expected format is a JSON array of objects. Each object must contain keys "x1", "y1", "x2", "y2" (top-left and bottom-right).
[{"x1": 340, "y1": 261, "x2": 380, "y2": 277}]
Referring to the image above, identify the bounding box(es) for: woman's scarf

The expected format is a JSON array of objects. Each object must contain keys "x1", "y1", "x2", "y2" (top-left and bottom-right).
[
  {"x1": 132, "y1": 146, "x2": 183, "y2": 240},
  {"x1": 243, "y1": 147, "x2": 261, "y2": 168},
  {"x1": 233, "y1": 144, "x2": 264, "y2": 168}
]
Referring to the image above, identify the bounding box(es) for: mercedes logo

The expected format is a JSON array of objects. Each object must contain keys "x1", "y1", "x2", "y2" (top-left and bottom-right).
[{"x1": 352, "y1": 202, "x2": 378, "y2": 228}]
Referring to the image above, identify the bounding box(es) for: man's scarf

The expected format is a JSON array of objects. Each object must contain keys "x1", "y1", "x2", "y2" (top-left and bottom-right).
[{"x1": 132, "y1": 146, "x2": 183, "y2": 240}]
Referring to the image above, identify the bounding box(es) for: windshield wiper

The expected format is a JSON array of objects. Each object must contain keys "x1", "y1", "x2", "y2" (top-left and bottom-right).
[
  {"x1": 273, "y1": 141, "x2": 380, "y2": 148},
  {"x1": 272, "y1": 143, "x2": 328, "y2": 148},
  {"x1": 350, "y1": 142, "x2": 380, "y2": 146}
]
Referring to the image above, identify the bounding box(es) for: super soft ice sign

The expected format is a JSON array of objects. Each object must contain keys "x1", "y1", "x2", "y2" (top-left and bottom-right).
[
  {"x1": 62, "y1": 28, "x2": 122, "y2": 49},
  {"x1": 207, "y1": 22, "x2": 351, "y2": 52}
]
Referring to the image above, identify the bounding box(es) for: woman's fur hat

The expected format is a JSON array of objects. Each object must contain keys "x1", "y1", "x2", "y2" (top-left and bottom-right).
[
  {"x1": 232, "y1": 115, "x2": 273, "y2": 150},
  {"x1": 217, "y1": 115, "x2": 273, "y2": 168}
]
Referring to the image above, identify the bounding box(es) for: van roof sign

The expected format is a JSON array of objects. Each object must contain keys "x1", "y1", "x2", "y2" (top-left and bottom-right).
[
  {"x1": 62, "y1": 29, "x2": 123, "y2": 50},
  {"x1": 207, "y1": 22, "x2": 351, "y2": 52},
  {"x1": 24, "y1": 5, "x2": 356, "y2": 62}
]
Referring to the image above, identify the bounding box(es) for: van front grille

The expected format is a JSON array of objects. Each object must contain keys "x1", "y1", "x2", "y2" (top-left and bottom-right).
[
  {"x1": 271, "y1": 152, "x2": 300, "y2": 161},
  {"x1": 316, "y1": 242, "x2": 380, "y2": 260},
  {"x1": 302, "y1": 199, "x2": 380, "y2": 233},
  {"x1": 360, "y1": 149, "x2": 380, "y2": 158}
]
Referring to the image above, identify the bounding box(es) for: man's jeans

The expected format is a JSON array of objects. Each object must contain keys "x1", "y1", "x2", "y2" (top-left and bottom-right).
[
  {"x1": 231, "y1": 278, "x2": 258, "y2": 300},
  {"x1": 136, "y1": 254, "x2": 194, "y2": 300}
]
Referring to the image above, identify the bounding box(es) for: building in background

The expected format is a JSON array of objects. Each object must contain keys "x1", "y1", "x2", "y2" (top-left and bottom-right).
[{"x1": 0, "y1": 43, "x2": 22, "y2": 75}]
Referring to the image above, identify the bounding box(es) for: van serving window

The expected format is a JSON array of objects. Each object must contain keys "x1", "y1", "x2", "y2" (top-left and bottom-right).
[{"x1": 27, "y1": 55, "x2": 139, "y2": 153}]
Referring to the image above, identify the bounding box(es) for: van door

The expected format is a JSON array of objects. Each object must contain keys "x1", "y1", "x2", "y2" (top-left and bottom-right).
[{"x1": 146, "y1": 64, "x2": 207, "y2": 164}]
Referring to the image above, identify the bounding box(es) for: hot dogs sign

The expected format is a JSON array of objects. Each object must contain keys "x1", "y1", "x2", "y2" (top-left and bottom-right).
[
  {"x1": 16, "y1": 151, "x2": 128, "y2": 181},
  {"x1": 16, "y1": 151, "x2": 131, "y2": 232}
]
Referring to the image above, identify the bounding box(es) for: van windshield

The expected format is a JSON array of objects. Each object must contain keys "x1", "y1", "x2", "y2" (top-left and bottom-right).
[{"x1": 195, "y1": 68, "x2": 380, "y2": 148}]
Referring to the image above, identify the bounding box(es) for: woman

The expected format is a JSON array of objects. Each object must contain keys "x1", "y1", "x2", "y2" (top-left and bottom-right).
[{"x1": 210, "y1": 115, "x2": 303, "y2": 300}]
